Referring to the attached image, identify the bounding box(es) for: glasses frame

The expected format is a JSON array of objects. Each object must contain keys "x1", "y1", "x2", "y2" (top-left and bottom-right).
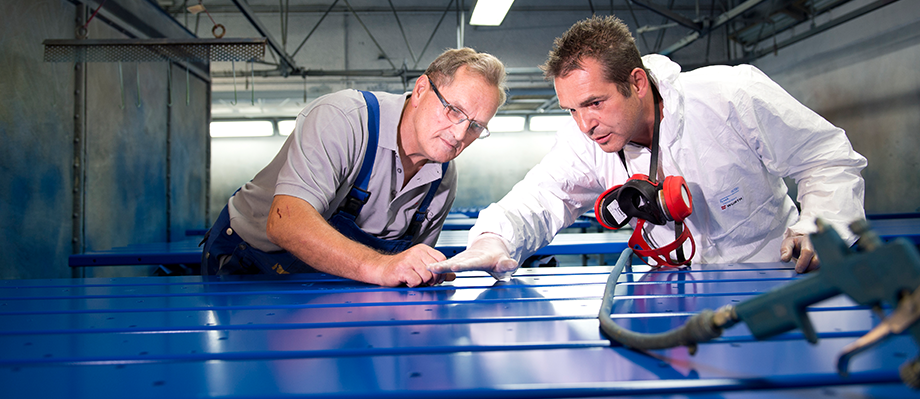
[{"x1": 426, "y1": 75, "x2": 490, "y2": 139}]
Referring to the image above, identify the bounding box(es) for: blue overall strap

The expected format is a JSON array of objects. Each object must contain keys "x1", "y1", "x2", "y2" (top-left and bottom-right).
[
  {"x1": 338, "y1": 90, "x2": 380, "y2": 216},
  {"x1": 402, "y1": 161, "x2": 450, "y2": 240}
]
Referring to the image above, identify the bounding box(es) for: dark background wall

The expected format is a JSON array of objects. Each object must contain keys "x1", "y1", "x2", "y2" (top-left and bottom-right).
[
  {"x1": 754, "y1": 0, "x2": 920, "y2": 214},
  {"x1": 0, "y1": 0, "x2": 210, "y2": 279}
]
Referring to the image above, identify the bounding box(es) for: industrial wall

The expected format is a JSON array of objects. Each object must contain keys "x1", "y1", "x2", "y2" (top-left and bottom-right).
[
  {"x1": 0, "y1": 0, "x2": 210, "y2": 279},
  {"x1": 753, "y1": 0, "x2": 920, "y2": 215}
]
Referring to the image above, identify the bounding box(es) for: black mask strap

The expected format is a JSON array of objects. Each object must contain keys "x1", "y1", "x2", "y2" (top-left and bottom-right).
[{"x1": 649, "y1": 91, "x2": 661, "y2": 183}]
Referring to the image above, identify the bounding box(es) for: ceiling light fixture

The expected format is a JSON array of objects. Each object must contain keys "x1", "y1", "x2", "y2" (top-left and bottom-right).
[{"x1": 469, "y1": 0, "x2": 514, "y2": 26}]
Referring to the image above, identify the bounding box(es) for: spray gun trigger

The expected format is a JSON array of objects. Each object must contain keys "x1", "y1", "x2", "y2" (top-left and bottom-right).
[{"x1": 837, "y1": 286, "x2": 920, "y2": 377}]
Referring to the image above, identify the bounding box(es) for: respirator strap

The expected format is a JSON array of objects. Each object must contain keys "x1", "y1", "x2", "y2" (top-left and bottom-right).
[
  {"x1": 629, "y1": 219, "x2": 696, "y2": 267},
  {"x1": 675, "y1": 221, "x2": 686, "y2": 263},
  {"x1": 648, "y1": 93, "x2": 661, "y2": 183}
]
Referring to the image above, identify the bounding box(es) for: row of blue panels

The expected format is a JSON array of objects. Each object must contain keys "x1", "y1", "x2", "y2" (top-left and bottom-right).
[{"x1": 1, "y1": 264, "x2": 917, "y2": 398}]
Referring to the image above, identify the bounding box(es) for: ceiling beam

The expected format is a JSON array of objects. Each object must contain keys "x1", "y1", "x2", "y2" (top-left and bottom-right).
[
  {"x1": 630, "y1": 0, "x2": 702, "y2": 31},
  {"x1": 744, "y1": 0, "x2": 899, "y2": 61},
  {"x1": 290, "y1": 0, "x2": 339, "y2": 58},
  {"x1": 230, "y1": 0, "x2": 298, "y2": 76},
  {"x1": 658, "y1": 0, "x2": 769, "y2": 56}
]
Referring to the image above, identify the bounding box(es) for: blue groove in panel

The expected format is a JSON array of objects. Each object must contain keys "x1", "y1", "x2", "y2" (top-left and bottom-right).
[
  {"x1": 2, "y1": 327, "x2": 911, "y2": 372},
  {"x1": 0, "y1": 293, "x2": 869, "y2": 319},
  {"x1": 0, "y1": 283, "x2": 609, "y2": 313},
  {"x1": 0, "y1": 339, "x2": 911, "y2": 399},
  {"x1": 3, "y1": 295, "x2": 866, "y2": 331},
  {"x1": 0, "y1": 264, "x2": 799, "y2": 290},
  {"x1": 0, "y1": 315, "x2": 601, "y2": 336},
  {"x1": 0, "y1": 268, "x2": 611, "y2": 290},
  {"x1": 0, "y1": 273, "x2": 375, "y2": 289},
  {"x1": 0, "y1": 268, "x2": 799, "y2": 304},
  {"x1": 0, "y1": 325, "x2": 886, "y2": 367},
  {"x1": 0, "y1": 316, "x2": 879, "y2": 343},
  {"x1": 0, "y1": 305, "x2": 883, "y2": 344},
  {"x1": 0, "y1": 296, "x2": 604, "y2": 315},
  {"x1": 1, "y1": 343, "x2": 613, "y2": 366},
  {"x1": 1, "y1": 316, "x2": 897, "y2": 375},
  {"x1": 0, "y1": 277, "x2": 611, "y2": 301},
  {"x1": 617, "y1": 277, "x2": 797, "y2": 285},
  {"x1": 0, "y1": 317, "x2": 607, "y2": 357},
  {"x1": 0, "y1": 265, "x2": 796, "y2": 290}
]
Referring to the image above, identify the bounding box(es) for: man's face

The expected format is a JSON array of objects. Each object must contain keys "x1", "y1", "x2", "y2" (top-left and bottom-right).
[
  {"x1": 554, "y1": 57, "x2": 647, "y2": 153},
  {"x1": 409, "y1": 66, "x2": 500, "y2": 163}
]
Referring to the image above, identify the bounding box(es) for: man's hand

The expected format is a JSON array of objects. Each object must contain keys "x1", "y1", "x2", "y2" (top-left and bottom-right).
[
  {"x1": 428, "y1": 234, "x2": 519, "y2": 281},
  {"x1": 780, "y1": 234, "x2": 820, "y2": 273},
  {"x1": 268, "y1": 195, "x2": 455, "y2": 287},
  {"x1": 375, "y1": 244, "x2": 454, "y2": 287}
]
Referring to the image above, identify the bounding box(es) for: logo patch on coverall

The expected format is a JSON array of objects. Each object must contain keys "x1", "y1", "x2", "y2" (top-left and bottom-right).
[{"x1": 718, "y1": 187, "x2": 743, "y2": 211}]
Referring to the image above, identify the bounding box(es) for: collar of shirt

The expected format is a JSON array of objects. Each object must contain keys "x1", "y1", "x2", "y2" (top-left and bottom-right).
[{"x1": 643, "y1": 54, "x2": 685, "y2": 148}]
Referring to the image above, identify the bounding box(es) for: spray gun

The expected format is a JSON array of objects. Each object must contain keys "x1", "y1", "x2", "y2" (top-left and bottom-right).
[{"x1": 598, "y1": 218, "x2": 920, "y2": 387}]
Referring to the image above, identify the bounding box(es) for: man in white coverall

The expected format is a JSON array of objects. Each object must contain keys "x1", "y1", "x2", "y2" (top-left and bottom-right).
[{"x1": 429, "y1": 15, "x2": 866, "y2": 280}]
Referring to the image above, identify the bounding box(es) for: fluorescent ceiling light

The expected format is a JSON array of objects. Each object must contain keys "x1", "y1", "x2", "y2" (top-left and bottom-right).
[
  {"x1": 529, "y1": 115, "x2": 573, "y2": 132},
  {"x1": 278, "y1": 120, "x2": 296, "y2": 136},
  {"x1": 487, "y1": 116, "x2": 525, "y2": 132},
  {"x1": 469, "y1": 0, "x2": 514, "y2": 26},
  {"x1": 210, "y1": 121, "x2": 274, "y2": 138}
]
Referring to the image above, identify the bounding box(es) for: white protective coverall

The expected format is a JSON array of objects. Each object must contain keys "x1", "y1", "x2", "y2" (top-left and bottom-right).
[{"x1": 471, "y1": 54, "x2": 867, "y2": 265}]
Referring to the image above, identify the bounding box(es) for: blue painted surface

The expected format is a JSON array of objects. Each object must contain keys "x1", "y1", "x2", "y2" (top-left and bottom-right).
[
  {"x1": 1, "y1": 264, "x2": 918, "y2": 398},
  {"x1": 69, "y1": 231, "x2": 633, "y2": 267},
  {"x1": 68, "y1": 218, "x2": 920, "y2": 269},
  {"x1": 868, "y1": 218, "x2": 920, "y2": 244}
]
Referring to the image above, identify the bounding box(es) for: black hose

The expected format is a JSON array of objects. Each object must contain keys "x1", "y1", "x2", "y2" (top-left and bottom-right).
[{"x1": 598, "y1": 249, "x2": 738, "y2": 354}]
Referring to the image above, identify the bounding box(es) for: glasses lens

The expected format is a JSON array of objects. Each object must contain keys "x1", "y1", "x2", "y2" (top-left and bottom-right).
[
  {"x1": 471, "y1": 122, "x2": 489, "y2": 139},
  {"x1": 445, "y1": 105, "x2": 466, "y2": 124},
  {"x1": 436, "y1": 90, "x2": 489, "y2": 139}
]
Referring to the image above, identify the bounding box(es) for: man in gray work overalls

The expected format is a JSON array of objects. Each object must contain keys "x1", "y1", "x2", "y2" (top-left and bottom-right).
[{"x1": 202, "y1": 48, "x2": 507, "y2": 287}]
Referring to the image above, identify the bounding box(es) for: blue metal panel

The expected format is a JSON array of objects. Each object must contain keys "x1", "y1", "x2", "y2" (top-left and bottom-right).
[
  {"x1": 68, "y1": 231, "x2": 633, "y2": 267},
  {"x1": 869, "y1": 218, "x2": 920, "y2": 244},
  {"x1": 3, "y1": 264, "x2": 917, "y2": 398}
]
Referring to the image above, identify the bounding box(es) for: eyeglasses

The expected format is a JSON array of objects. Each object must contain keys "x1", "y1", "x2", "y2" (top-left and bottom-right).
[{"x1": 427, "y1": 75, "x2": 490, "y2": 139}]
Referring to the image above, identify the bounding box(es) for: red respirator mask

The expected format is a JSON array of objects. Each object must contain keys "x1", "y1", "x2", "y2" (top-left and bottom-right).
[
  {"x1": 593, "y1": 93, "x2": 696, "y2": 266},
  {"x1": 594, "y1": 173, "x2": 695, "y2": 266}
]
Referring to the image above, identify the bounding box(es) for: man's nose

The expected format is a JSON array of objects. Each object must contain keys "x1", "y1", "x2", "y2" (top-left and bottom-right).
[
  {"x1": 448, "y1": 121, "x2": 471, "y2": 142},
  {"x1": 574, "y1": 111, "x2": 597, "y2": 134}
]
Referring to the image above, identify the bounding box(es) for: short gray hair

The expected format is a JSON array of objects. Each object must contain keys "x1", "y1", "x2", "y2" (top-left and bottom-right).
[{"x1": 425, "y1": 47, "x2": 507, "y2": 106}]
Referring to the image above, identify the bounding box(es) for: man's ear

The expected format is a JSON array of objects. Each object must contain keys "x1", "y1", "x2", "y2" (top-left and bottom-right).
[
  {"x1": 409, "y1": 75, "x2": 430, "y2": 108},
  {"x1": 631, "y1": 68, "x2": 651, "y2": 99}
]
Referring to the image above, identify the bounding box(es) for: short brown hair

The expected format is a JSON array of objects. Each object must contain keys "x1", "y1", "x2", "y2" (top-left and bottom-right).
[
  {"x1": 425, "y1": 47, "x2": 507, "y2": 106},
  {"x1": 541, "y1": 15, "x2": 645, "y2": 98}
]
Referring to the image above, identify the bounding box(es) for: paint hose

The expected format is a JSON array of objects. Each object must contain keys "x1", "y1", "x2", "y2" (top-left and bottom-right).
[{"x1": 598, "y1": 248, "x2": 739, "y2": 355}]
